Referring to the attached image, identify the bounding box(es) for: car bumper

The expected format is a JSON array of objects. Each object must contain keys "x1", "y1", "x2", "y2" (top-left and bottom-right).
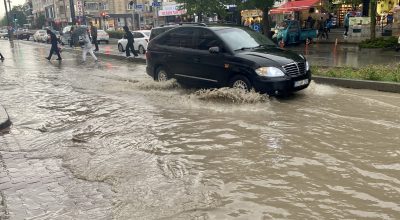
[
  {"x1": 146, "y1": 64, "x2": 155, "y2": 79},
  {"x1": 252, "y1": 71, "x2": 311, "y2": 95}
]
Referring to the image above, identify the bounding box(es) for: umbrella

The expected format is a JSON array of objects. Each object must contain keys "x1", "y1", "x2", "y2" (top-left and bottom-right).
[{"x1": 71, "y1": 26, "x2": 88, "y2": 46}]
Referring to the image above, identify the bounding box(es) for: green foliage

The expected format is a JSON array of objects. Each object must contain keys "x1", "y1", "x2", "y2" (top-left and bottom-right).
[
  {"x1": 36, "y1": 14, "x2": 46, "y2": 29},
  {"x1": 0, "y1": 5, "x2": 27, "y2": 27},
  {"x1": 175, "y1": 0, "x2": 231, "y2": 21},
  {"x1": 359, "y1": 37, "x2": 398, "y2": 48},
  {"x1": 313, "y1": 63, "x2": 400, "y2": 82},
  {"x1": 106, "y1": 30, "x2": 125, "y2": 39}
]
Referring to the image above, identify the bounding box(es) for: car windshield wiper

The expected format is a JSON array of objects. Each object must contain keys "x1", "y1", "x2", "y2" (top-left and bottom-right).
[{"x1": 234, "y1": 47, "x2": 255, "y2": 51}]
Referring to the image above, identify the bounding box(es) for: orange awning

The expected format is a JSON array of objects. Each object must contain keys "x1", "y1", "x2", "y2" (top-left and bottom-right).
[{"x1": 270, "y1": 0, "x2": 320, "y2": 15}]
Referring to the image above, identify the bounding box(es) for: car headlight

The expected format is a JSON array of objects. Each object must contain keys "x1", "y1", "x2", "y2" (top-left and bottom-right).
[
  {"x1": 306, "y1": 60, "x2": 310, "y2": 71},
  {"x1": 255, "y1": 67, "x2": 285, "y2": 77}
]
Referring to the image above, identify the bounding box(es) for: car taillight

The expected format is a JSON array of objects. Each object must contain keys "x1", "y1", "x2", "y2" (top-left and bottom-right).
[{"x1": 145, "y1": 51, "x2": 150, "y2": 60}]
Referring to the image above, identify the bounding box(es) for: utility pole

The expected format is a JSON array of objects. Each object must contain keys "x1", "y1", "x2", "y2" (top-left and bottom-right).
[{"x1": 3, "y1": 0, "x2": 12, "y2": 42}]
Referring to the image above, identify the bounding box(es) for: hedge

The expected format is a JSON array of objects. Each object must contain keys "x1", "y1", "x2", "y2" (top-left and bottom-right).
[
  {"x1": 106, "y1": 31, "x2": 125, "y2": 39},
  {"x1": 359, "y1": 37, "x2": 398, "y2": 48}
]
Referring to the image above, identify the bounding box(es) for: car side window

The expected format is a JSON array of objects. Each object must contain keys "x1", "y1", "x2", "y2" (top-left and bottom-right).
[
  {"x1": 159, "y1": 28, "x2": 195, "y2": 49},
  {"x1": 197, "y1": 29, "x2": 221, "y2": 51},
  {"x1": 134, "y1": 32, "x2": 144, "y2": 38},
  {"x1": 289, "y1": 22, "x2": 299, "y2": 32}
]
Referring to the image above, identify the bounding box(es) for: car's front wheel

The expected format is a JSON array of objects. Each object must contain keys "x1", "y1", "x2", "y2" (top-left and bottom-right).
[
  {"x1": 118, "y1": 44, "x2": 124, "y2": 52},
  {"x1": 229, "y1": 75, "x2": 252, "y2": 92},
  {"x1": 155, "y1": 66, "x2": 169, "y2": 82},
  {"x1": 138, "y1": 45, "x2": 145, "y2": 54}
]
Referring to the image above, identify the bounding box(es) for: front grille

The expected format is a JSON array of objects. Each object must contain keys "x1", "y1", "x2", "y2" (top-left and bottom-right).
[{"x1": 283, "y1": 62, "x2": 306, "y2": 76}]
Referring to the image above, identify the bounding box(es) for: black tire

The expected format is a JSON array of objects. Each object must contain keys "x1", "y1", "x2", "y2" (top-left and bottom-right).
[
  {"x1": 229, "y1": 75, "x2": 252, "y2": 91},
  {"x1": 155, "y1": 66, "x2": 169, "y2": 82},
  {"x1": 138, "y1": 45, "x2": 145, "y2": 54},
  {"x1": 118, "y1": 44, "x2": 124, "y2": 52}
]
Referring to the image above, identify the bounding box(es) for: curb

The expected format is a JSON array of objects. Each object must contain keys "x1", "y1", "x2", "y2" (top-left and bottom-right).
[
  {"x1": 312, "y1": 76, "x2": 400, "y2": 93},
  {"x1": 0, "y1": 104, "x2": 11, "y2": 130}
]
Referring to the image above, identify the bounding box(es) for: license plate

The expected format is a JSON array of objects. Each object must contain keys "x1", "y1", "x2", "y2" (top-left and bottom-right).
[{"x1": 294, "y1": 79, "x2": 309, "y2": 87}]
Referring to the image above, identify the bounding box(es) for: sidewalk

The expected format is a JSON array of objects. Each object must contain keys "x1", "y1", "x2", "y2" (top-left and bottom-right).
[{"x1": 0, "y1": 104, "x2": 11, "y2": 130}]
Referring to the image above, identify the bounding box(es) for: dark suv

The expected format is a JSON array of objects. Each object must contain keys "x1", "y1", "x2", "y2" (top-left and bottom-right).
[{"x1": 146, "y1": 26, "x2": 311, "y2": 95}]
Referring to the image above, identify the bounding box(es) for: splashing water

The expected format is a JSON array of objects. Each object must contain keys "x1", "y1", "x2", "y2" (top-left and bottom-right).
[{"x1": 194, "y1": 88, "x2": 269, "y2": 104}]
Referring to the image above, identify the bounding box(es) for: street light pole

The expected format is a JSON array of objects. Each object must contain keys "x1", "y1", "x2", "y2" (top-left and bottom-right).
[
  {"x1": 69, "y1": 0, "x2": 76, "y2": 24},
  {"x1": 3, "y1": 0, "x2": 12, "y2": 42}
]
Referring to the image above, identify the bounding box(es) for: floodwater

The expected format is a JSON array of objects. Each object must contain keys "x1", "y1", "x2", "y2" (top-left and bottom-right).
[{"x1": 0, "y1": 41, "x2": 400, "y2": 219}]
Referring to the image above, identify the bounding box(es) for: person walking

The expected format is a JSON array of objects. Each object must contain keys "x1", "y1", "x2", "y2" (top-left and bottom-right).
[
  {"x1": 317, "y1": 17, "x2": 325, "y2": 39},
  {"x1": 69, "y1": 26, "x2": 75, "y2": 47},
  {"x1": 82, "y1": 29, "x2": 98, "y2": 63},
  {"x1": 90, "y1": 22, "x2": 99, "y2": 52},
  {"x1": 45, "y1": 29, "x2": 62, "y2": 61},
  {"x1": 344, "y1": 12, "x2": 350, "y2": 37},
  {"x1": 0, "y1": 52, "x2": 4, "y2": 61},
  {"x1": 123, "y1": 26, "x2": 138, "y2": 58}
]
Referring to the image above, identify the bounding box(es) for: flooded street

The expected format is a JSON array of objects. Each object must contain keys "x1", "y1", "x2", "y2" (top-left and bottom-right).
[{"x1": 1, "y1": 41, "x2": 400, "y2": 219}]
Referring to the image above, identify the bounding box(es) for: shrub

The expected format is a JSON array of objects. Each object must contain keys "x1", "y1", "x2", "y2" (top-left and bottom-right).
[
  {"x1": 106, "y1": 30, "x2": 125, "y2": 39},
  {"x1": 314, "y1": 63, "x2": 400, "y2": 83},
  {"x1": 359, "y1": 37, "x2": 397, "y2": 48}
]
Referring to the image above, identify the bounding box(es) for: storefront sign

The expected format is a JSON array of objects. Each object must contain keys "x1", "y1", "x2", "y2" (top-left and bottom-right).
[
  {"x1": 241, "y1": 9, "x2": 263, "y2": 18},
  {"x1": 349, "y1": 17, "x2": 370, "y2": 26},
  {"x1": 158, "y1": 4, "x2": 186, "y2": 16}
]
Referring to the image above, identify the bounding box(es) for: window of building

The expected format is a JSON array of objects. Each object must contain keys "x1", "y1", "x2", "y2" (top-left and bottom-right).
[
  {"x1": 86, "y1": 2, "x2": 99, "y2": 10},
  {"x1": 100, "y1": 3, "x2": 108, "y2": 10}
]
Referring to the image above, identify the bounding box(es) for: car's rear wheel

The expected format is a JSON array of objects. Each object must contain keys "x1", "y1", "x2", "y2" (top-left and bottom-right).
[
  {"x1": 118, "y1": 44, "x2": 124, "y2": 52},
  {"x1": 138, "y1": 45, "x2": 145, "y2": 54},
  {"x1": 229, "y1": 75, "x2": 252, "y2": 92},
  {"x1": 155, "y1": 66, "x2": 169, "y2": 82}
]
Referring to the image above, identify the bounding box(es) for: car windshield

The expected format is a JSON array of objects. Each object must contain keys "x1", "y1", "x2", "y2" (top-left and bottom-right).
[
  {"x1": 214, "y1": 28, "x2": 276, "y2": 51},
  {"x1": 142, "y1": 31, "x2": 150, "y2": 37}
]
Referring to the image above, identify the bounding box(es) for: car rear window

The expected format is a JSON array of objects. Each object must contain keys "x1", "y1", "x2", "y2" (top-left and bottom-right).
[{"x1": 149, "y1": 27, "x2": 175, "y2": 40}]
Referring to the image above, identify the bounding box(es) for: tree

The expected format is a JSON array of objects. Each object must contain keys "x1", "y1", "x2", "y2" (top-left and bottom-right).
[
  {"x1": 370, "y1": 0, "x2": 377, "y2": 39},
  {"x1": 0, "y1": 5, "x2": 27, "y2": 27},
  {"x1": 36, "y1": 14, "x2": 46, "y2": 29},
  {"x1": 175, "y1": 0, "x2": 232, "y2": 22}
]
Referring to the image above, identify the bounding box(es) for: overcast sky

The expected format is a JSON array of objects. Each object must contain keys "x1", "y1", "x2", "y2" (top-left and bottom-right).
[{"x1": 1, "y1": 0, "x2": 26, "y2": 18}]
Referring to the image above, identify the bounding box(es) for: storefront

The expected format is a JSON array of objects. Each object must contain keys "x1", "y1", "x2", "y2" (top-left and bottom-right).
[{"x1": 269, "y1": 0, "x2": 323, "y2": 28}]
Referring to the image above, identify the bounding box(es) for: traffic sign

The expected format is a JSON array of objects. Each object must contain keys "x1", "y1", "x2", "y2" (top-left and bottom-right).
[
  {"x1": 152, "y1": 2, "x2": 161, "y2": 7},
  {"x1": 136, "y1": 4, "x2": 143, "y2": 9}
]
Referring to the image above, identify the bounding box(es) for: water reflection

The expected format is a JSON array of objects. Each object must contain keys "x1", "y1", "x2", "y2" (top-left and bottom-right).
[{"x1": 0, "y1": 41, "x2": 400, "y2": 219}]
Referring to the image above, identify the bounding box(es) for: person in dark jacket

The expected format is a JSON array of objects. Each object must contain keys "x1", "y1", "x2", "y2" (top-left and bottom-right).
[
  {"x1": 90, "y1": 22, "x2": 99, "y2": 52},
  {"x1": 123, "y1": 26, "x2": 138, "y2": 58},
  {"x1": 46, "y1": 29, "x2": 62, "y2": 61},
  {"x1": 0, "y1": 52, "x2": 4, "y2": 61}
]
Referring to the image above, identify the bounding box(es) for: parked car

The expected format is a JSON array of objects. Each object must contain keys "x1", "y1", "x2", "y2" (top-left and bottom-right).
[
  {"x1": 33, "y1": 30, "x2": 48, "y2": 42},
  {"x1": 61, "y1": 25, "x2": 86, "y2": 46},
  {"x1": 272, "y1": 20, "x2": 317, "y2": 47},
  {"x1": 97, "y1": 30, "x2": 109, "y2": 44},
  {"x1": 15, "y1": 30, "x2": 33, "y2": 40},
  {"x1": 146, "y1": 26, "x2": 311, "y2": 95},
  {"x1": 0, "y1": 29, "x2": 8, "y2": 38},
  {"x1": 117, "y1": 30, "x2": 150, "y2": 54}
]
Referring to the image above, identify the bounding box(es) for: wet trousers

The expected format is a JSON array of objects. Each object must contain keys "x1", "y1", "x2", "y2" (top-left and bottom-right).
[
  {"x1": 48, "y1": 44, "x2": 61, "y2": 59},
  {"x1": 82, "y1": 47, "x2": 97, "y2": 61}
]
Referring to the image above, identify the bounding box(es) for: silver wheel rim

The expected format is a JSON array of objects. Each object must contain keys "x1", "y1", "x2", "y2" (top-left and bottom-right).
[
  {"x1": 157, "y1": 70, "x2": 168, "y2": 81},
  {"x1": 233, "y1": 80, "x2": 248, "y2": 90},
  {"x1": 139, "y1": 46, "x2": 144, "y2": 54}
]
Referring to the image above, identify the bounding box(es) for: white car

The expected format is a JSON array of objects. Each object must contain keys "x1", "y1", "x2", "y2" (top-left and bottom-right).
[
  {"x1": 33, "y1": 30, "x2": 48, "y2": 42},
  {"x1": 97, "y1": 30, "x2": 109, "y2": 44},
  {"x1": 117, "y1": 30, "x2": 150, "y2": 54},
  {"x1": 0, "y1": 29, "x2": 8, "y2": 38}
]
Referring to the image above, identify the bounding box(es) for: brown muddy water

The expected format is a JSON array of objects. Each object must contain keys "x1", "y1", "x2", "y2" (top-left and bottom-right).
[{"x1": 0, "y1": 42, "x2": 399, "y2": 219}]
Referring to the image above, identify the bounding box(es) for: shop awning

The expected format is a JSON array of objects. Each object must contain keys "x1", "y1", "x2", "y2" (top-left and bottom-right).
[{"x1": 269, "y1": 0, "x2": 320, "y2": 15}]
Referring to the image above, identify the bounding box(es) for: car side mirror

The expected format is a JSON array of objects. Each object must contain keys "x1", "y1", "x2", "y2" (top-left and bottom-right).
[{"x1": 209, "y1": 46, "x2": 220, "y2": 54}]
